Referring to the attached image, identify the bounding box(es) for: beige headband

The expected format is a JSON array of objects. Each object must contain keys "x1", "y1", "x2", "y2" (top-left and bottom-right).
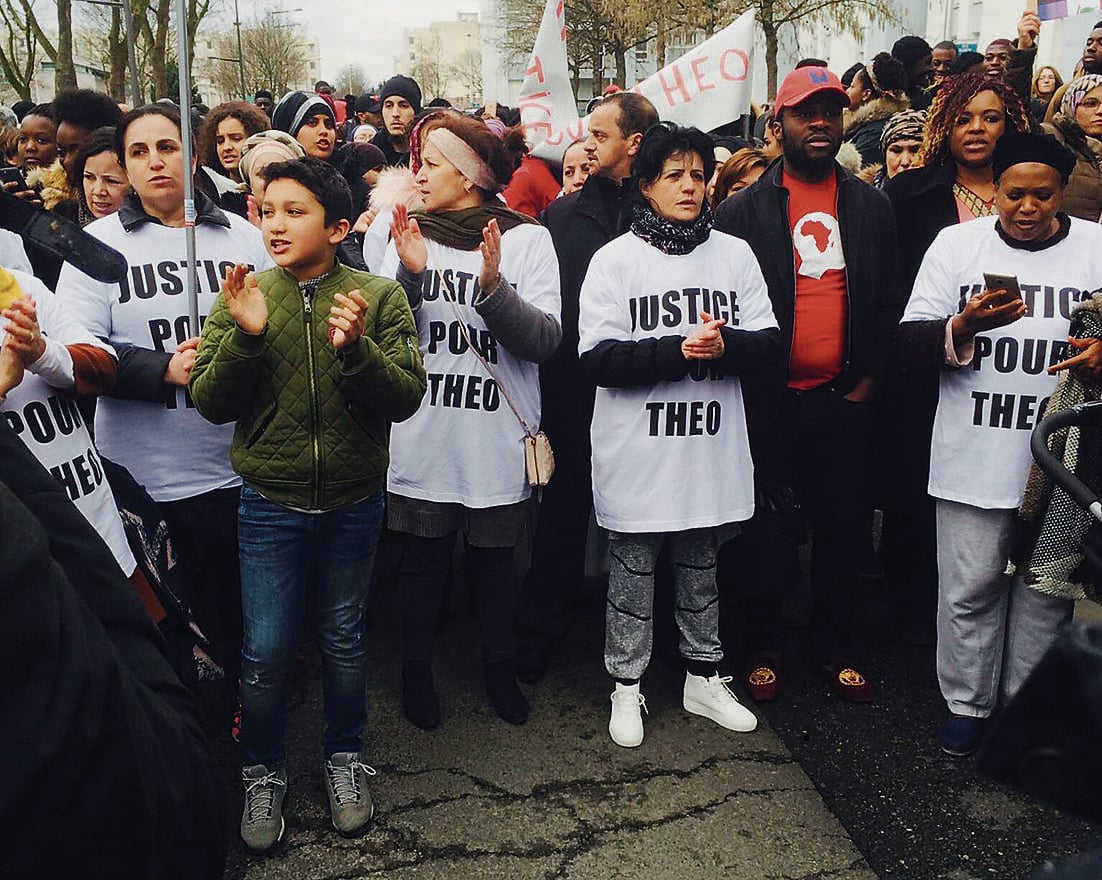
[{"x1": 427, "y1": 128, "x2": 498, "y2": 192}]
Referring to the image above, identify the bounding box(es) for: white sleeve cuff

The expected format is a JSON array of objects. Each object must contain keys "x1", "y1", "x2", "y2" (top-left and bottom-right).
[
  {"x1": 945, "y1": 319, "x2": 974, "y2": 367},
  {"x1": 27, "y1": 338, "x2": 76, "y2": 389}
]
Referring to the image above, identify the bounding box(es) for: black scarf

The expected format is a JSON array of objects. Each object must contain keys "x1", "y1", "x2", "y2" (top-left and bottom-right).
[
  {"x1": 630, "y1": 200, "x2": 713, "y2": 255},
  {"x1": 411, "y1": 203, "x2": 537, "y2": 251}
]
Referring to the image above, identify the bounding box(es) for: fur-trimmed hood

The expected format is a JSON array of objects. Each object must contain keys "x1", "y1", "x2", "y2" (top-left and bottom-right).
[
  {"x1": 368, "y1": 165, "x2": 424, "y2": 214},
  {"x1": 835, "y1": 141, "x2": 864, "y2": 176},
  {"x1": 24, "y1": 160, "x2": 72, "y2": 211},
  {"x1": 843, "y1": 94, "x2": 910, "y2": 137}
]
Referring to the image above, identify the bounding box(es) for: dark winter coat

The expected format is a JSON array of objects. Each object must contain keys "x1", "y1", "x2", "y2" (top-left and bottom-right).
[
  {"x1": 883, "y1": 162, "x2": 959, "y2": 293},
  {"x1": 537, "y1": 174, "x2": 635, "y2": 434},
  {"x1": 712, "y1": 159, "x2": 907, "y2": 393},
  {"x1": 843, "y1": 94, "x2": 910, "y2": 167}
]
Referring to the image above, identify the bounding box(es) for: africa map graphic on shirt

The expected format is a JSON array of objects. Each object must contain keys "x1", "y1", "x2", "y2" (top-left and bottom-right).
[{"x1": 793, "y1": 211, "x2": 844, "y2": 280}]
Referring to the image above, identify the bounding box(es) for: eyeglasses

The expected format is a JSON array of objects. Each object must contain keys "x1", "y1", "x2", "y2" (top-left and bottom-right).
[{"x1": 1079, "y1": 97, "x2": 1102, "y2": 111}]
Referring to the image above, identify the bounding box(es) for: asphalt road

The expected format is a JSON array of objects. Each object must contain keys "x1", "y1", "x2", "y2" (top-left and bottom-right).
[{"x1": 212, "y1": 553, "x2": 1099, "y2": 879}]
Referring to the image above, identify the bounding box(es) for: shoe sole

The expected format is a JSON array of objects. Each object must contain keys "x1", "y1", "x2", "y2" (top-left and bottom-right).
[
  {"x1": 683, "y1": 697, "x2": 758, "y2": 732},
  {"x1": 940, "y1": 743, "x2": 978, "y2": 758}
]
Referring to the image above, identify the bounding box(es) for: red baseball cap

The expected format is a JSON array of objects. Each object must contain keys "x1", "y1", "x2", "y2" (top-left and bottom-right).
[{"x1": 774, "y1": 66, "x2": 848, "y2": 112}]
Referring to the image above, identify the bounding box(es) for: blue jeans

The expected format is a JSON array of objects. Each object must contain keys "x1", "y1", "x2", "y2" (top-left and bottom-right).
[{"x1": 237, "y1": 485, "x2": 384, "y2": 768}]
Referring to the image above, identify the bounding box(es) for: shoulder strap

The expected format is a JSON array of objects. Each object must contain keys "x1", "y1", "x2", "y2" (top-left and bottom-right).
[{"x1": 432, "y1": 265, "x2": 535, "y2": 438}]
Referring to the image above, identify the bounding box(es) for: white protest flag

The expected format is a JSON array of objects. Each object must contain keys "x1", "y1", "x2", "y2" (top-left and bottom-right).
[
  {"x1": 632, "y1": 11, "x2": 756, "y2": 131},
  {"x1": 517, "y1": 0, "x2": 584, "y2": 162},
  {"x1": 518, "y1": 7, "x2": 756, "y2": 163}
]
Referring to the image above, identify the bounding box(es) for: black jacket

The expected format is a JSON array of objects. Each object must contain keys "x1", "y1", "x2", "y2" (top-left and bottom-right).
[
  {"x1": 0, "y1": 420, "x2": 225, "y2": 877},
  {"x1": 538, "y1": 175, "x2": 634, "y2": 431},
  {"x1": 883, "y1": 162, "x2": 958, "y2": 293},
  {"x1": 713, "y1": 159, "x2": 906, "y2": 392}
]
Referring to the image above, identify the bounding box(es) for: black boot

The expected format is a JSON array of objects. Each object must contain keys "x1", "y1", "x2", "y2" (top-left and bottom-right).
[
  {"x1": 402, "y1": 665, "x2": 440, "y2": 731},
  {"x1": 484, "y1": 660, "x2": 530, "y2": 725}
]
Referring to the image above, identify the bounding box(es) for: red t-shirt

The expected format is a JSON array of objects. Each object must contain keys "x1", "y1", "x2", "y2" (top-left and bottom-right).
[{"x1": 783, "y1": 170, "x2": 848, "y2": 390}]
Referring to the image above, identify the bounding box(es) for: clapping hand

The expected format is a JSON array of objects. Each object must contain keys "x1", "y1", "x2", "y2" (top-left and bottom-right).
[
  {"x1": 681, "y1": 310, "x2": 727, "y2": 360},
  {"x1": 329, "y1": 290, "x2": 370, "y2": 349},
  {"x1": 222, "y1": 263, "x2": 268, "y2": 335},
  {"x1": 1, "y1": 295, "x2": 46, "y2": 366}
]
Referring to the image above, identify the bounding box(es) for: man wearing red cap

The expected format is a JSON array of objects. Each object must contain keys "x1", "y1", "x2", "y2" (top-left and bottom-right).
[{"x1": 714, "y1": 66, "x2": 906, "y2": 704}]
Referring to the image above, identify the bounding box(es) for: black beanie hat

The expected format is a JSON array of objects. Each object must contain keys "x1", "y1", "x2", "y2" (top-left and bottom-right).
[
  {"x1": 992, "y1": 131, "x2": 1077, "y2": 185},
  {"x1": 271, "y1": 90, "x2": 335, "y2": 137},
  {"x1": 892, "y1": 35, "x2": 933, "y2": 71},
  {"x1": 379, "y1": 75, "x2": 422, "y2": 113}
]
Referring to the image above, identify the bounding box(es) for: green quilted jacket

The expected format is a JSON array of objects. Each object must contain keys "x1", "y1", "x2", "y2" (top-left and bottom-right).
[{"x1": 190, "y1": 264, "x2": 426, "y2": 511}]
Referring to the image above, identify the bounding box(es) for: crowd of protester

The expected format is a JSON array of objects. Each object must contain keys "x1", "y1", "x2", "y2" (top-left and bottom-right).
[{"x1": 3, "y1": 7, "x2": 1102, "y2": 873}]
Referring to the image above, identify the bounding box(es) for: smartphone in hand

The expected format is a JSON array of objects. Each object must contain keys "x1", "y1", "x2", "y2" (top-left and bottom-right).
[
  {"x1": 983, "y1": 272, "x2": 1023, "y2": 302},
  {"x1": 0, "y1": 166, "x2": 28, "y2": 191}
]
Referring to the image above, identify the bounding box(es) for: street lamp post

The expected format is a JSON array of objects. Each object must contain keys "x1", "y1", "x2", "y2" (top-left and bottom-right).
[
  {"x1": 233, "y1": 0, "x2": 246, "y2": 99},
  {"x1": 77, "y1": 0, "x2": 142, "y2": 107}
]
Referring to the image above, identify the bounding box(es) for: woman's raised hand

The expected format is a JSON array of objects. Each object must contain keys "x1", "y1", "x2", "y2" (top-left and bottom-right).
[
  {"x1": 478, "y1": 218, "x2": 503, "y2": 293},
  {"x1": 391, "y1": 204, "x2": 427, "y2": 274}
]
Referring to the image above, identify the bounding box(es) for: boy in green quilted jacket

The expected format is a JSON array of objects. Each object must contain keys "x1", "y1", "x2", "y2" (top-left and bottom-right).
[{"x1": 190, "y1": 158, "x2": 426, "y2": 853}]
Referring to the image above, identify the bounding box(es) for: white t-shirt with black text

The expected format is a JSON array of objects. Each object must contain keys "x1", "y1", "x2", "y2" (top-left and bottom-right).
[
  {"x1": 54, "y1": 212, "x2": 272, "y2": 502},
  {"x1": 1, "y1": 268, "x2": 136, "y2": 575},
  {"x1": 902, "y1": 215, "x2": 1102, "y2": 509},
  {"x1": 578, "y1": 230, "x2": 779, "y2": 533},
  {"x1": 379, "y1": 223, "x2": 561, "y2": 508}
]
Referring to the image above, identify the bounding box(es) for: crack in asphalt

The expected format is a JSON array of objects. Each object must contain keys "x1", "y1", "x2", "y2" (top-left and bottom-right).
[{"x1": 257, "y1": 751, "x2": 824, "y2": 878}]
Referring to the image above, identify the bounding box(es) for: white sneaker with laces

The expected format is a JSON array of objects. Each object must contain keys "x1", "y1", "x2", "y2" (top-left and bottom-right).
[
  {"x1": 683, "y1": 672, "x2": 758, "y2": 732},
  {"x1": 609, "y1": 681, "x2": 647, "y2": 747}
]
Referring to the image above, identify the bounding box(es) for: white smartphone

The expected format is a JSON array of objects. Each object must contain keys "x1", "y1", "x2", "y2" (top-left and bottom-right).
[{"x1": 983, "y1": 272, "x2": 1023, "y2": 302}]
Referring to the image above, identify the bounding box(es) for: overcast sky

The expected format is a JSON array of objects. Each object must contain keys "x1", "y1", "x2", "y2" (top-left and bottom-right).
[{"x1": 230, "y1": 0, "x2": 483, "y2": 85}]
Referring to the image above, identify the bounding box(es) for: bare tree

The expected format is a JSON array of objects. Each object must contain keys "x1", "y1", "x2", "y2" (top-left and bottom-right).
[
  {"x1": 334, "y1": 64, "x2": 367, "y2": 95},
  {"x1": 751, "y1": 0, "x2": 902, "y2": 98},
  {"x1": 409, "y1": 32, "x2": 447, "y2": 102},
  {"x1": 0, "y1": 0, "x2": 39, "y2": 101},
  {"x1": 450, "y1": 48, "x2": 482, "y2": 107}
]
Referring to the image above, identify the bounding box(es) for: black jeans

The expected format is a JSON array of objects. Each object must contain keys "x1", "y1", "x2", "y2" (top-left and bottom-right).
[
  {"x1": 401, "y1": 533, "x2": 519, "y2": 666},
  {"x1": 161, "y1": 487, "x2": 242, "y2": 685},
  {"x1": 745, "y1": 384, "x2": 873, "y2": 662}
]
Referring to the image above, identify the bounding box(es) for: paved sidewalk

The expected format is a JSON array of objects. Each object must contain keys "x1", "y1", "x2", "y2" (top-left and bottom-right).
[{"x1": 221, "y1": 604, "x2": 874, "y2": 880}]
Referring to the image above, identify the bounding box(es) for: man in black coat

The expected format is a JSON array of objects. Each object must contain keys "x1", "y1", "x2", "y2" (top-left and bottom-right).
[
  {"x1": 713, "y1": 66, "x2": 906, "y2": 703},
  {"x1": 514, "y1": 92, "x2": 658, "y2": 682},
  {"x1": 0, "y1": 416, "x2": 226, "y2": 878}
]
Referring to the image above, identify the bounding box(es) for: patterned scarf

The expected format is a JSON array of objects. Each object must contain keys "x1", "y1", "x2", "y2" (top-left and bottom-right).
[
  {"x1": 630, "y1": 200, "x2": 713, "y2": 255},
  {"x1": 952, "y1": 182, "x2": 996, "y2": 217}
]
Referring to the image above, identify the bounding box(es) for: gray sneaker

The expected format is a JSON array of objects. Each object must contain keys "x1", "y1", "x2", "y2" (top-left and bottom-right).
[
  {"x1": 324, "y1": 752, "x2": 377, "y2": 837},
  {"x1": 240, "y1": 764, "x2": 288, "y2": 853}
]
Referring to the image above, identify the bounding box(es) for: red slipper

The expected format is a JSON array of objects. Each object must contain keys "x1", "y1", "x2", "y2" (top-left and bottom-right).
[
  {"x1": 824, "y1": 658, "x2": 874, "y2": 703},
  {"x1": 745, "y1": 651, "x2": 782, "y2": 702}
]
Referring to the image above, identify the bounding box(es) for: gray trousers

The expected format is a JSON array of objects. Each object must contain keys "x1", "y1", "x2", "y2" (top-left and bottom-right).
[
  {"x1": 935, "y1": 499, "x2": 1073, "y2": 717},
  {"x1": 604, "y1": 527, "x2": 728, "y2": 681}
]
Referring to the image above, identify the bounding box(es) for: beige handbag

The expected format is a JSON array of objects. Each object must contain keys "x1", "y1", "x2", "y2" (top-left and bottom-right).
[{"x1": 435, "y1": 269, "x2": 555, "y2": 488}]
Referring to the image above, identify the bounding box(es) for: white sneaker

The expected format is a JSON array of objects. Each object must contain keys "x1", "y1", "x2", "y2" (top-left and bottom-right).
[
  {"x1": 609, "y1": 681, "x2": 647, "y2": 747},
  {"x1": 683, "y1": 672, "x2": 758, "y2": 732}
]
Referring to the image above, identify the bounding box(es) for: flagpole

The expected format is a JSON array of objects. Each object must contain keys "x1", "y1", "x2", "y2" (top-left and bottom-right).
[{"x1": 175, "y1": 0, "x2": 200, "y2": 340}]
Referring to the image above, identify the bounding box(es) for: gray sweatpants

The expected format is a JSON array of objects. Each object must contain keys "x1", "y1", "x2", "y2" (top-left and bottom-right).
[
  {"x1": 604, "y1": 527, "x2": 729, "y2": 681},
  {"x1": 935, "y1": 499, "x2": 1073, "y2": 717}
]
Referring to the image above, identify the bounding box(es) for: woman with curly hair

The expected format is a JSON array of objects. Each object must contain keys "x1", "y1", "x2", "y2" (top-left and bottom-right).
[
  {"x1": 886, "y1": 72, "x2": 1032, "y2": 289},
  {"x1": 877, "y1": 72, "x2": 1032, "y2": 649},
  {"x1": 198, "y1": 100, "x2": 269, "y2": 185}
]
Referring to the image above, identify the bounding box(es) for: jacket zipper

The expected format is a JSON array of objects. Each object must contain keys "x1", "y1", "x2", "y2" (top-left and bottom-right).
[{"x1": 302, "y1": 283, "x2": 323, "y2": 509}]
